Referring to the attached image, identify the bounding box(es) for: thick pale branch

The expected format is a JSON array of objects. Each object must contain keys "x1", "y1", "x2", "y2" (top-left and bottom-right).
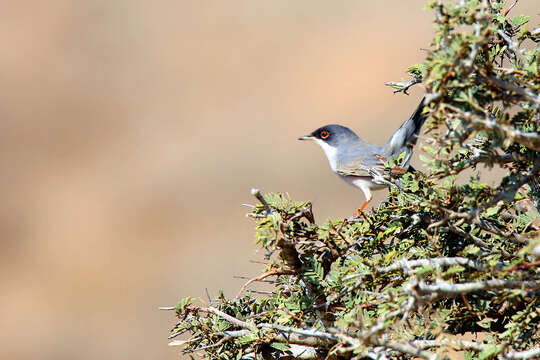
[
  {"x1": 415, "y1": 339, "x2": 540, "y2": 360},
  {"x1": 372, "y1": 339, "x2": 436, "y2": 360},
  {"x1": 417, "y1": 279, "x2": 540, "y2": 298},
  {"x1": 468, "y1": 116, "x2": 540, "y2": 152},
  {"x1": 502, "y1": 347, "x2": 540, "y2": 360},
  {"x1": 485, "y1": 74, "x2": 540, "y2": 105},
  {"x1": 376, "y1": 257, "x2": 487, "y2": 273},
  {"x1": 259, "y1": 323, "x2": 348, "y2": 347}
]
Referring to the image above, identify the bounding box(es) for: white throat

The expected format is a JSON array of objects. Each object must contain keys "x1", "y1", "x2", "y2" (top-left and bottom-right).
[{"x1": 315, "y1": 139, "x2": 338, "y2": 172}]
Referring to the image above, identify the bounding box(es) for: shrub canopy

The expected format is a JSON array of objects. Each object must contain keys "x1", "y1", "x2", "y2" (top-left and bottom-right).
[{"x1": 165, "y1": 1, "x2": 539, "y2": 359}]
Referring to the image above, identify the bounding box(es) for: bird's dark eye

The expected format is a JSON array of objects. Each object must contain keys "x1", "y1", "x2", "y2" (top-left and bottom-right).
[{"x1": 320, "y1": 130, "x2": 330, "y2": 139}]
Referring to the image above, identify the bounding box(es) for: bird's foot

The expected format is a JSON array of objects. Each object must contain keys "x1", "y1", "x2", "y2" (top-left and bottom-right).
[
  {"x1": 354, "y1": 201, "x2": 370, "y2": 217},
  {"x1": 349, "y1": 201, "x2": 373, "y2": 224}
]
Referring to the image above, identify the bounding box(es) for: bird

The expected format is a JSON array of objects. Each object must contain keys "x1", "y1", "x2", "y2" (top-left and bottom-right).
[{"x1": 299, "y1": 98, "x2": 426, "y2": 213}]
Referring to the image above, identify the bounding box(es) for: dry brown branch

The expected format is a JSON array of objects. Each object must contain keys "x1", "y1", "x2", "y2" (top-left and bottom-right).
[{"x1": 236, "y1": 268, "x2": 299, "y2": 298}]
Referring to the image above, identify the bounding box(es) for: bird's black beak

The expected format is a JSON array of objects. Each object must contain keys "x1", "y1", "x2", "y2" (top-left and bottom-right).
[{"x1": 298, "y1": 135, "x2": 315, "y2": 141}]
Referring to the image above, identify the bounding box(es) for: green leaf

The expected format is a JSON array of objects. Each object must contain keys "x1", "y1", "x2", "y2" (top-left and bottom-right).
[
  {"x1": 416, "y1": 264, "x2": 435, "y2": 275},
  {"x1": 478, "y1": 344, "x2": 502, "y2": 360},
  {"x1": 419, "y1": 154, "x2": 433, "y2": 164},
  {"x1": 493, "y1": 14, "x2": 506, "y2": 24},
  {"x1": 408, "y1": 180, "x2": 420, "y2": 192},
  {"x1": 512, "y1": 15, "x2": 529, "y2": 27},
  {"x1": 175, "y1": 297, "x2": 194, "y2": 315},
  {"x1": 477, "y1": 317, "x2": 492, "y2": 329},
  {"x1": 443, "y1": 265, "x2": 465, "y2": 276},
  {"x1": 485, "y1": 204, "x2": 501, "y2": 217},
  {"x1": 236, "y1": 333, "x2": 260, "y2": 345},
  {"x1": 269, "y1": 342, "x2": 290, "y2": 352}
]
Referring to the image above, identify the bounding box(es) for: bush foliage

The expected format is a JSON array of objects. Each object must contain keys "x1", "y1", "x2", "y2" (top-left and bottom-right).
[{"x1": 164, "y1": 1, "x2": 539, "y2": 359}]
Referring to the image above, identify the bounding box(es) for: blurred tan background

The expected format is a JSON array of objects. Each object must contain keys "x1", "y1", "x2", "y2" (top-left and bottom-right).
[{"x1": 0, "y1": 1, "x2": 537, "y2": 359}]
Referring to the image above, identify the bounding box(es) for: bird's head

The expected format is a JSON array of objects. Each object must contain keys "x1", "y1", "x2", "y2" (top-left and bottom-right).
[
  {"x1": 298, "y1": 124, "x2": 359, "y2": 148},
  {"x1": 299, "y1": 125, "x2": 360, "y2": 171}
]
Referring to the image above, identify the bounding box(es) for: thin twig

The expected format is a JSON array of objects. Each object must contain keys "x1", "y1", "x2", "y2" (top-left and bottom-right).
[
  {"x1": 505, "y1": 0, "x2": 519, "y2": 16},
  {"x1": 447, "y1": 224, "x2": 512, "y2": 257},
  {"x1": 384, "y1": 77, "x2": 423, "y2": 95},
  {"x1": 497, "y1": 29, "x2": 522, "y2": 62},
  {"x1": 251, "y1": 188, "x2": 273, "y2": 214},
  {"x1": 233, "y1": 275, "x2": 275, "y2": 283},
  {"x1": 236, "y1": 268, "x2": 299, "y2": 298},
  {"x1": 187, "y1": 305, "x2": 256, "y2": 330}
]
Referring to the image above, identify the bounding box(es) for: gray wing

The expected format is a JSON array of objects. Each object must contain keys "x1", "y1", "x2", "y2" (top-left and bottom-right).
[{"x1": 335, "y1": 144, "x2": 386, "y2": 177}]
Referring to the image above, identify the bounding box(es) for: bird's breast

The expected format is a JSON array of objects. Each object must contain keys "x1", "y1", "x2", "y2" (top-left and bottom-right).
[{"x1": 340, "y1": 175, "x2": 387, "y2": 191}]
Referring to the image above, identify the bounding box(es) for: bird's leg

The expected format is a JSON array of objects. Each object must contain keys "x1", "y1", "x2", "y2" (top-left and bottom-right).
[
  {"x1": 360, "y1": 200, "x2": 370, "y2": 211},
  {"x1": 354, "y1": 186, "x2": 373, "y2": 217},
  {"x1": 351, "y1": 185, "x2": 376, "y2": 226},
  {"x1": 355, "y1": 202, "x2": 374, "y2": 227},
  {"x1": 375, "y1": 154, "x2": 387, "y2": 165},
  {"x1": 358, "y1": 200, "x2": 370, "y2": 213},
  {"x1": 340, "y1": 202, "x2": 368, "y2": 229},
  {"x1": 354, "y1": 200, "x2": 370, "y2": 218}
]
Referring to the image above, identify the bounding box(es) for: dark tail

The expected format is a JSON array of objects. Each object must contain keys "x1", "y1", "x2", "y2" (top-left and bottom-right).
[
  {"x1": 406, "y1": 97, "x2": 426, "y2": 146},
  {"x1": 383, "y1": 97, "x2": 426, "y2": 164}
]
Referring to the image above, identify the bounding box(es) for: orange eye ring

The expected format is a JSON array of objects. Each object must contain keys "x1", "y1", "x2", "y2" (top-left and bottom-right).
[{"x1": 320, "y1": 130, "x2": 330, "y2": 139}]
